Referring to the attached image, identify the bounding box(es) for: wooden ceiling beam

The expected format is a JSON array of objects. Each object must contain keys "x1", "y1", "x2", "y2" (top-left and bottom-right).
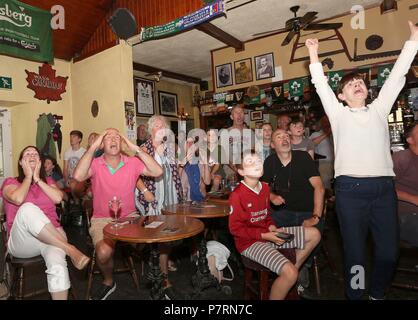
[
  {"x1": 195, "y1": 22, "x2": 244, "y2": 51},
  {"x1": 133, "y1": 63, "x2": 201, "y2": 84}
]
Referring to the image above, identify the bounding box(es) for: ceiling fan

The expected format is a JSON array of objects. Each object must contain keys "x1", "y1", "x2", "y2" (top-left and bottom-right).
[{"x1": 252, "y1": 5, "x2": 343, "y2": 46}]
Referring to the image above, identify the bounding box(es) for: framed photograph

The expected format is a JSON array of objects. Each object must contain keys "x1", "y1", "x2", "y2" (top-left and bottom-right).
[
  {"x1": 215, "y1": 63, "x2": 233, "y2": 88},
  {"x1": 250, "y1": 110, "x2": 263, "y2": 121},
  {"x1": 158, "y1": 91, "x2": 178, "y2": 117},
  {"x1": 254, "y1": 52, "x2": 275, "y2": 80},
  {"x1": 234, "y1": 58, "x2": 253, "y2": 84},
  {"x1": 134, "y1": 77, "x2": 155, "y2": 116}
]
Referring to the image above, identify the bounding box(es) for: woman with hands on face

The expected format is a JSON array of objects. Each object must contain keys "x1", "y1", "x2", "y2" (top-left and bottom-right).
[{"x1": 1, "y1": 146, "x2": 90, "y2": 300}]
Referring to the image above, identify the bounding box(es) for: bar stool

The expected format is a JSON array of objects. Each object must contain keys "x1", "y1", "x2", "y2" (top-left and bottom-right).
[{"x1": 242, "y1": 248, "x2": 298, "y2": 300}]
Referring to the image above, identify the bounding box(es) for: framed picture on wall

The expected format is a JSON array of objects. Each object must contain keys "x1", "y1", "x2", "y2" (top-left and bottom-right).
[
  {"x1": 215, "y1": 63, "x2": 233, "y2": 88},
  {"x1": 250, "y1": 110, "x2": 263, "y2": 121},
  {"x1": 134, "y1": 77, "x2": 155, "y2": 116},
  {"x1": 158, "y1": 91, "x2": 178, "y2": 117},
  {"x1": 254, "y1": 52, "x2": 275, "y2": 80},
  {"x1": 234, "y1": 58, "x2": 253, "y2": 84}
]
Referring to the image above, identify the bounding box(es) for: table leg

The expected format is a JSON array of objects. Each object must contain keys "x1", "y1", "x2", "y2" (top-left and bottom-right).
[
  {"x1": 146, "y1": 243, "x2": 165, "y2": 300},
  {"x1": 192, "y1": 235, "x2": 220, "y2": 296}
]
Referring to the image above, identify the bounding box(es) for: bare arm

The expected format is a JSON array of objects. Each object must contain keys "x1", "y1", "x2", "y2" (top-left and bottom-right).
[
  {"x1": 136, "y1": 178, "x2": 155, "y2": 202},
  {"x1": 73, "y1": 131, "x2": 107, "y2": 182},
  {"x1": 33, "y1": 159, "x2": 63, "y2": 204},
  {"x1": 63, "y1": 159, "x2": 69, "y2": 183},
  {"x1": 303, "y1": 176, "x2": 325, "y2": 227},
  {"x1": 308, "y1": 149, "x2": 315, "y2": 160},
  {"x1": 200, "y1": 164, "x2": 211, "y2": 185},
  {"x1": 311, "y1": 132, "x2": 330, "y2": 146}
]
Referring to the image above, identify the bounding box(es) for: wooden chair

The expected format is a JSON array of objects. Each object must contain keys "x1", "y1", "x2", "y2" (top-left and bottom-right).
[
  {"x1": 84, "y1": 204, "x2": 141, "y2": 299},
  {"x1": 242, "y1": 248, "x2": 299, "y2": 300},
  {"x1": 1, "y1": 216, "x2": 77, "y2": 300}
]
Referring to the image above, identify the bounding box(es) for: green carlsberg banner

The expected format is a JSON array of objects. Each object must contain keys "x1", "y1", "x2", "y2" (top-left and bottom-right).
[{"x1": 0, "y1": 0, "x2": 53, "y2": 62}]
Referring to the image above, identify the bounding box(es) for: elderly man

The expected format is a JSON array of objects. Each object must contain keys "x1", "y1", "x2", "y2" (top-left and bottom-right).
[
  {"x1": 136, "y1": 124, "x2": 149, "y2": 147},
  {"x1": 277, "y1": 114, "x2": 291, "y2": 131},
  {"x1": 73, "y1": 128, "x2": 162, "y2": 300},
  {"x1": 261, "y1": 128, "x2": 325, "y2": 292},
  {"x1": 393, "y1": 122, "x2": 418, "y2": 248}
]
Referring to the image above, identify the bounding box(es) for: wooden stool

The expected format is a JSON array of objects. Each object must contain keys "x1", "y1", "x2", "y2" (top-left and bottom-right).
[{"x1": 242, "y1": 248, "x2": 298, "y2": 300}]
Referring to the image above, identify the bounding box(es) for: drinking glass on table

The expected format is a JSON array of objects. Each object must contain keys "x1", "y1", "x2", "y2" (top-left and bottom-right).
[{"x1": 108, "y1": 196, "x2": 122, "y2": 229}]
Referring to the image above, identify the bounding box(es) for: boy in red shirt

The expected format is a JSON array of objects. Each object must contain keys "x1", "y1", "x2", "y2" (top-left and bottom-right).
[{"x1": 229, "y1": 151, "x2": 320, "y2": 299}]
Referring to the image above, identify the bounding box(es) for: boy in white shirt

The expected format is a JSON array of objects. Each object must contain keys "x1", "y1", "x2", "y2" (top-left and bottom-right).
[{"x1": 306, "y1": 21, "x2": 418, "y2": 300}]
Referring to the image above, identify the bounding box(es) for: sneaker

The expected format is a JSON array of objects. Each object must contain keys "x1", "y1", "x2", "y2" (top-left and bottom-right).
[
  {"x1": 297, "y1": 266, "x2": 310, "y2": 288},
  {"x1": 91, "y1": 282, "x2": 116, "y2": 300}
]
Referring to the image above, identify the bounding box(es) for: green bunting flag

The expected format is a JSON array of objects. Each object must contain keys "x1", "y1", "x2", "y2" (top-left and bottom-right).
[{"x1": 377, "y1": 64, "x2": 393, "y2": 87}]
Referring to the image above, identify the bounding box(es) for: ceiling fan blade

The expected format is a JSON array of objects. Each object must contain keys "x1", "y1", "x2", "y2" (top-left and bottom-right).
[
  {"x1": 252, "y1": 26, "x2": 289, "y2": 37},
  {"x1": 281, "y1": 30, "x2": 297, "y2": 46},
  {"x1": 299, "y1": 11, "x2": 318, "y2": 25},
  {"x1": 305, "y1": 23, "x2": 343, "y2": 30}
]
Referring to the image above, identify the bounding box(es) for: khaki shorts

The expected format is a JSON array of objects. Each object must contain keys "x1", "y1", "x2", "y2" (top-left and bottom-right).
[{"x1": 89, "y1": 212, "x2": 139, "y2": 247}]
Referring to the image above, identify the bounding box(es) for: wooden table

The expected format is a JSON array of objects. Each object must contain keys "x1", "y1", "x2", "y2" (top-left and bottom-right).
[
  {"x1": 207, "y1": 191, "x2": 230, "y2": 205},
  {"x1": 161, "y1": 201, "x2": 230, "y2": 296},
  {"x1": 103, "y1": 215, "x2": 204, "y2": 300}
]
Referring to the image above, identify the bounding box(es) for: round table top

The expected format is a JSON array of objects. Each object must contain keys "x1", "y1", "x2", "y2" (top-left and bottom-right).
[
  {"x1": 103, "y1": 215, "x2": 204, "y2": 244},
  {"x1": 207, "y1": 191, "x2": 230, "y2": 205},
  {"x1": 161, "y1": 201, "x2": 230, "y2": 218}
]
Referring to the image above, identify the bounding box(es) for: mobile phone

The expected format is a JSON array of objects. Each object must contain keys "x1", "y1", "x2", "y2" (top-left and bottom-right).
[{"x1": 276, "y1": 232, "x2": 294, "y2": 242}]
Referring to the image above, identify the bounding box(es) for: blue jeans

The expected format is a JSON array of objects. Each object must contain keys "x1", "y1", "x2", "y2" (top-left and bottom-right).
[
  {"x1": 335, "y1": 176, "x2": 398, "y2": 300},
  {"x1": 271, "y1": 209, "x2": 323, "y2": 268}
]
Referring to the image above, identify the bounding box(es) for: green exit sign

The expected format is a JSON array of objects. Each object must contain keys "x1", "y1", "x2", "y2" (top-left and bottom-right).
[{"x1": 0, "y1": 76, "x2": 12, "y2": 89}]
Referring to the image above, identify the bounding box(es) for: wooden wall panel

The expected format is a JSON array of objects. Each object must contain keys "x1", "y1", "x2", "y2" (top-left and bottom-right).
[{"x1": 79, "y1": 0, "x2": 203, "y2": 59}]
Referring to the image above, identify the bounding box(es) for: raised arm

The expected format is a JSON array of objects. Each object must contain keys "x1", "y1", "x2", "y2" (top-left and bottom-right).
[
  {"x1": 373, "y1": 21, "x2": 418, "y2": 117},
  {"x1": 120, "y1": 134, "x2": 163, "y2": 178},
  {"x1": 306, "y1": 38, "x2": 341, "y2": 120},
  {"x1": 2, "y1": 159, "x2": 32, "y2": 205},
  {"x1": 73, "y1": 131, "x2": 107, "y2": 182}
]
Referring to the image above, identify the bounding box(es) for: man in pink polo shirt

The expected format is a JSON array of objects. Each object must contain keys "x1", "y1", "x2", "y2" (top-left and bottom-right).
[{"x1": 73, "y1": 128, "x2": 162, "y2": 300}]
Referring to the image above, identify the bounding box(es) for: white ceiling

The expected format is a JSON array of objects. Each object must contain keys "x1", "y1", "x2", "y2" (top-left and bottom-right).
[{"x1": 132, "y1": 0, "x2": 382, "y2": 82}]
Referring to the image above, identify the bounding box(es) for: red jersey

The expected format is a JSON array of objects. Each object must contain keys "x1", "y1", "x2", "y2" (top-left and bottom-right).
[{"x1": 228, "y1": 181, "x2": 275, "y2": 253}]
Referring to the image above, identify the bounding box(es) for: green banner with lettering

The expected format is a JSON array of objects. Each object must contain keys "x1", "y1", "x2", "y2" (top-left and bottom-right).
[
  {"x1": 0, "y1": 0, "x2": 53, "y2": 62},
  {"x1": 140, "y1": 0, "x2": 225, "y2": 42}
]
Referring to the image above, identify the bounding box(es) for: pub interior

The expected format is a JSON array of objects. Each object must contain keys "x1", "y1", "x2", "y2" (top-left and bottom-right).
[{"x1": 0, "y1": 0, "x2": 418, "y2": 303}]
